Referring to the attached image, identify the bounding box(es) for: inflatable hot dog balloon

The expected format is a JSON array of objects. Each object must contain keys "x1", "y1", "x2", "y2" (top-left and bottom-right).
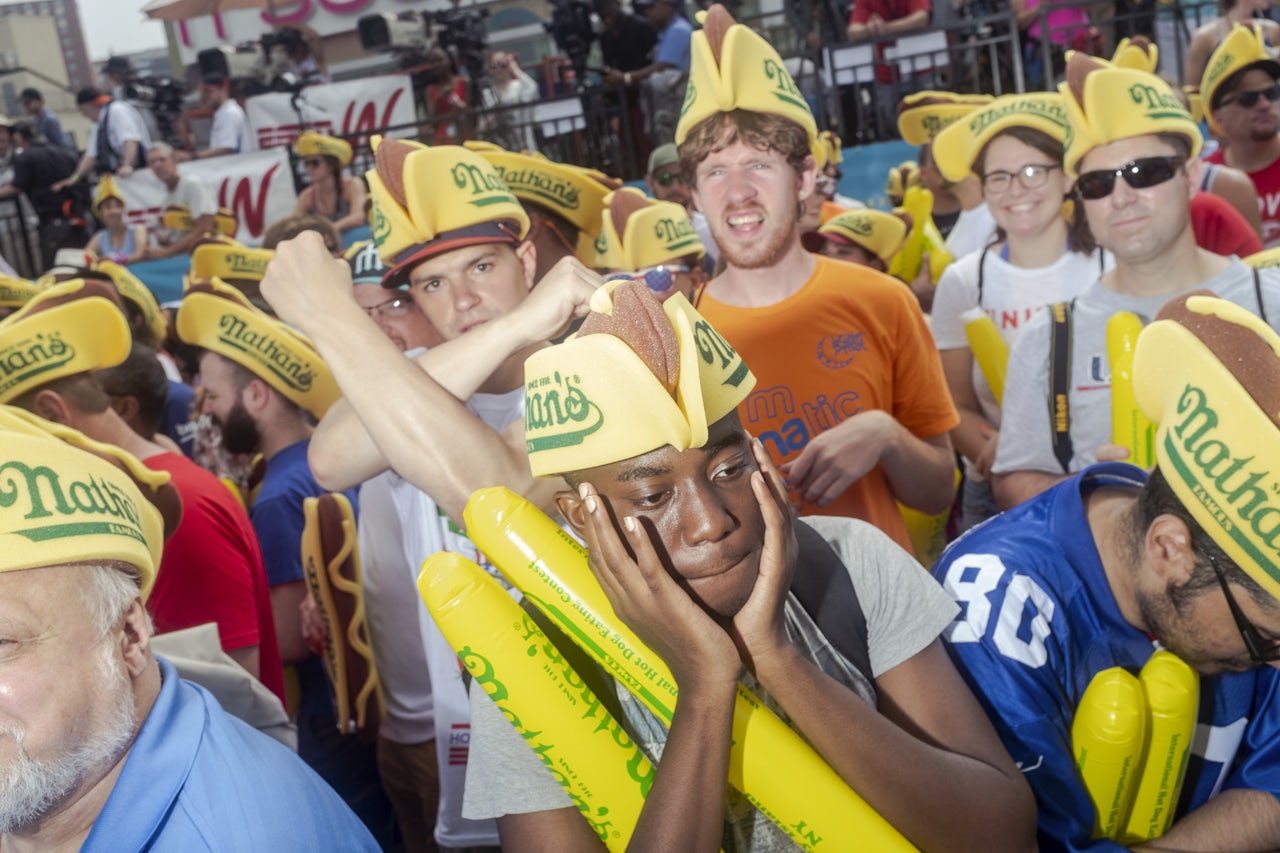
[
  {"x1": 1073, "y1": 667, "x2": 1147, "y2": 839},
  {"x1": 1121, "y1": 652, "x2": 1199, "y2": 843},
  {"x1": 1107, "y1": 311, "x2": 1156, "y2": 469}
]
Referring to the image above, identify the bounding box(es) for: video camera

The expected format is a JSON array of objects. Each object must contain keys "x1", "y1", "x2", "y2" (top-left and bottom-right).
[
  {"x1": 197, "y1": 33, "x2": 302, "y2": 97},
  {"x1": 357, "y1": 7, "x2": 489, "y2": 81},
  {"x1": 546, "y1": 0, "x2": 595, "y2": 82},
  {"x1": 101, "y1": 57, "x2": 188, "y2": 149}
]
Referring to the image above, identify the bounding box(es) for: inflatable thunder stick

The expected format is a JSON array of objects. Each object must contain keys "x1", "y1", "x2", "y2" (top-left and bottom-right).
[
  {"x1": 888, "y1": 186, "x2": 953, "y2": 285},
  {"x1": 959, "y1": 308, "x2": 1010, "y2": 405},
  {"x1": 1121, "y1": 652, "x2": 1200, "y2": 844},
  {"x1": 1073, "y1": 668, "x2": 1147, "y2": 840},
  {"x1": 463, "y1": 487, "x2": 917, "y2": 852},
  {"x1": 417, "y1": 552, "x2": 653, "y2": 853},
  {"x1": 1107, "y1": 312, "x2": 1156, "y2": 469}
]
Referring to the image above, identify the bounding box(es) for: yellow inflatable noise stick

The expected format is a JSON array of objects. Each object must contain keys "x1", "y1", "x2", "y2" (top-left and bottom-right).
[
  {"x1": 1073, "y1": 667, "x2": 1147, "y2": 840},
  {"x1": 418, "y1": 552, "x2": 654, "y2": 852},
  {"x1": 960, "y1": 307, "x2": 1009, "y2": 405},
  {"x1": 887, "y1": 186, "x2": 953, "y2": 285},
  {"x1": 897, "y1": 468, "x2": 961, "y2": 568},
  {"x1": 1121, "y1": 652, "x2": 1199, "y2": 844},
  {"x1": 463, "y1": 486, "x2": 918, "y2": 852},
  {"x1": 1107, "y1": 311, "x2": 1156, "y2": 469}
]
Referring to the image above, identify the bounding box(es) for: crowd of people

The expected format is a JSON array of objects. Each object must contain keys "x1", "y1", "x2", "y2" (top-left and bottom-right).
[{"x1": 9, "y1": 1, "x2": 1280, "y2": 852}]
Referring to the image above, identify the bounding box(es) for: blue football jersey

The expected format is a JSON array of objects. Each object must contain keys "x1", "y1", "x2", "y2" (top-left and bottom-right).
[{"x1": 932, "y1": 463, "x2": 1280, "y2": 852}]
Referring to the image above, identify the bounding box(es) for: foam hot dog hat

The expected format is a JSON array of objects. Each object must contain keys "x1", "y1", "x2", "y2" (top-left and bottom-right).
[
  {"x1": 92, "y1": 258, "x2": 167, "y2": 346},
  {"x1": 817, "y1": 209, "x2": 909, "y2": 264},
  {"x1": 0, "y1": 275, "x2": 38, "y2": 311},
  {"x1": 1111, "y1": 36, "x2": 1159, "y2": 73},
  {"x1": 295, "y1": 130, "x2": 353, "y2": 168},
  {"x1": 1134, "y1": 293, "x2": 1280, "y2": 599},
  {"x1": 675, "y1": 4, "x2": 817, "y2": 147},
  {"x1": 896, "y1": 90, "x2": 995, "y2": 147},
  {"x1": 1202, "y1": 23, "x2": 1280, "y2": 136},
  {"x1": 1060, "y1": 53, "x2": 1201, "y2": 180},
  {"x1": 525, "y1": 280, "x2": 754, "y2": 476},
  {"x1": 932, "y1": 91, "x2": 1070, "y2": 183},
  {"x1": 600, "y1": 188, "x2": 705, "y2": 272}
]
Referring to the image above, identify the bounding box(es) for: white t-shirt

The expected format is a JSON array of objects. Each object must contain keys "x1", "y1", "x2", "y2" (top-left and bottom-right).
[
  {"x1": 208, "y1": 98, "x2": 252, "y2": 154},
  {"x1": 86, "y1": 100, "x2": 152, "y2": 167},
  {"x1": 932, "y1": 245, "x2": 1108, "y2": 427},
  {"x1": 943, "y1": 202, "x2": 997, "y2": 259}
]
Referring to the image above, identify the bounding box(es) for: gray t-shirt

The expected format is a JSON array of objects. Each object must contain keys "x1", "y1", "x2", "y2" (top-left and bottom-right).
[
  {"x1": 461, "y1": 515, "x2": 958, "y2": 851},
  {"x1": 993, "y1": 259, "x2": 1280, "y2": 476},
  {"x1": 164, "y1": 174, "x2": 218, "y2": 220}
]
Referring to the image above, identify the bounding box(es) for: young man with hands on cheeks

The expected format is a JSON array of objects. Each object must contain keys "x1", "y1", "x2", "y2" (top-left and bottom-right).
[{"x1": 461, "y1": 280, "x2": 1036, "y2": 851}]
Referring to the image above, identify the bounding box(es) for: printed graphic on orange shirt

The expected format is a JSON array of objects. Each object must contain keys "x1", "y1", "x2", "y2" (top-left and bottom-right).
[{"x1": 816, "y1": 332, "x2": 865, "y2": 369}]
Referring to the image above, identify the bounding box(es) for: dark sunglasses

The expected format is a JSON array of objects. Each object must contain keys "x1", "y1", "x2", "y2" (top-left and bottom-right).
[
  {"x1": 654, "y1": 170, "x2": 684, "y2": 187},
  {"x1": 1075, "y1": 156, "x2": 1182, "y2": 201},
  {"x1": 1208, "y1": 555, "x2": 1280, "y2": 664},
  {"x1": 1223, "y1": 83, "x2": 1280, "y2": 109}
]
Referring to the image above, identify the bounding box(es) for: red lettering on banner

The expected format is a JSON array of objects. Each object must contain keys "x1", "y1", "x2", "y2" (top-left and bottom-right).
[
  {"x1": 213, "y1": 13, "x2": 226, "y2": 40},
  {"x1": 128, "y1": 207, "x2": 164, "y2": 227},
  {"x1": 318, "y1": 0, "x2": 375, "y2": 13},
  {"x1": 218, "y1": 162, "x2": 283, "y2": 238},
  {"x1": 255, "y1": 120, "x2": 335, "y2": 150},
  {"x1": 178, "y1": 20, "x2": 191, "y2": 47},
  {"x1": 341, "y1": 89, "x2": 404, "y2": 146}
]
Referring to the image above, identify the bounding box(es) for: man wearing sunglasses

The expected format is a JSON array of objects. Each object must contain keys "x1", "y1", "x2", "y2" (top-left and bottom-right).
[
  {"x1": 992, "y1": 54, "x2": 1280, "y2": 510},
  {"x1": 934, "y1": 293, "x2": 1280, "y2": 852},
  {"x1": 1203, "y1": 25, "x2": 1280, "y2": 248}
]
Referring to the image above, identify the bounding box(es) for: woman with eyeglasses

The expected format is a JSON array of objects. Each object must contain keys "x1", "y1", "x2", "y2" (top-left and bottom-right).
[
  {"x1": 929, "y1": 93, "x2": 1110, "y2": 530},
  {"x1": 291, "y1": 131, "x2": 368, "y2": 234}
]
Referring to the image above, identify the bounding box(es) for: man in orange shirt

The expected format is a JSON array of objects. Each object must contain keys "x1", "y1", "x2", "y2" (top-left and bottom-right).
[{"x1": 676, "y1": 5, "x2": 958, "y2": 551}]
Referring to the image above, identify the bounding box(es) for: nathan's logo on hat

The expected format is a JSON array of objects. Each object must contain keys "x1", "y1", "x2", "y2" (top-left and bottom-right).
[
  {"x1": 0, "y1": 333, "x2": 74, "y2": 398},
  {"x1": 1128, "y1": 81, "x2": 1188, "y2": 119},
  {"x1": 933, "y1": 93, "x2": 1068, "y2": 183},
  {"x1": 525, "y1": 370, "x2": 605, "y2": 452},
  {"x1": 0, "y1": 458, "x2": 147, "y2": 545},
  {"x1": 763, "y1": 57, "x2": 806, "y2": 113},
  {"x1": 372, "y1": 203, "x2": 392, "y2": 248},
  {"x1": 451, "y1": 160, "x2": 521, "y2": 209},
  {"x1": 692, "y1": 319, "x2": 750, "y2": 389},
  {"x1": 1205, "y1": 50, "x2": 1234, "y2": 92},
  {"x1": 491, "y1": 165, "x2": 581, "y2": 211},
  {"x1": 967, "y1": 96, "x2": 1068, "y2": 137},
  {"x1": 653, "y1": 216, "x2": 699, "y2": 250},
  {"x1": 216, "y1": 312, "x2": 316, "y2": 393}
]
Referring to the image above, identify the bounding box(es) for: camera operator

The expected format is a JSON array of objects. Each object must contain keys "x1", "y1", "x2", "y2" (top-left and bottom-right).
[
  {"x1": 54, "y1": 87, "x2": 151, "y2": 188},
  {"x1": 182, "y1": 74, "x2": 250, "y2": 160},
  {"x1": 0, "y1": 120, "x2": 86, "y2": 269}
]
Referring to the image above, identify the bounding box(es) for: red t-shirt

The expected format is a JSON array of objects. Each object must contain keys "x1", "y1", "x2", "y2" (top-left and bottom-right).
[
  {"x1": 1191, "y1": 190, "x2": 1264, "y2": 258},
  {"x1": 145, "y1": 453, "x2": 285, "y2": 704},
  {"x1": 849, "y1": 0, "x2": 933, "y2": 83},
  {"x1": 1206, "y1": 149, "x2": 1280, "y2": 248}
]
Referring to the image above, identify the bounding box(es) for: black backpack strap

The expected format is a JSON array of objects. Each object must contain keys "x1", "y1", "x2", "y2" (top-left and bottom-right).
[
  {"x1": 976, "y1": 246, "x2": 989, "y2": 307},
  {"x1": 94, "y1": 102, "x2": 114, "y2": 175},
  {"x1": 790, "y1": 519, "x2": 873, "y2": 685},
  {"x1": 1049, "y1": 299, "x2": 1075, "y2": 474},
  {"x1": 1254, "y1": 266, "x2": 1268, "y2": 325}
]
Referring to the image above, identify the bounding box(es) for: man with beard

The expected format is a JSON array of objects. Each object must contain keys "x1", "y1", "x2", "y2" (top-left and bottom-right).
[
  {"x1": 176, "y1": 279, "x2": 395, "y2": 846},
  {"x1": 675, "y1": 5, "x2": 958, "y2": 552},
  {"x1": 933, "y1": 292, "x2": 1280, "y2": 851},
  {"x1": 0, "y1": 407, "x2": 378, "y2": 851},
  {"x1": 0, "y1": 281, "x2": 284, "y2": 705},
  {"x1": 1204, "y1": 25, "x2": 1280, "y2": 248}
]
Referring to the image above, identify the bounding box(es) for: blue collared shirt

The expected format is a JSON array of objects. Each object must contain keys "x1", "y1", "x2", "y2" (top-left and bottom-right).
[{"x1": 83, "y1": 657, "x2": 379, "y2": 852}]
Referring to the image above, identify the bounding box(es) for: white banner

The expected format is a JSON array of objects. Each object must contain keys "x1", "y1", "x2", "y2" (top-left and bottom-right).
[
  {"x1": 118, "y1": 146, "x2": 299, "y2": 246},
  {"x1": 170, "y1": 0, "x2": 456, "y2": 66},
  {"x1": 245, "y1": 74, "x2": 417, "y2": 151}
]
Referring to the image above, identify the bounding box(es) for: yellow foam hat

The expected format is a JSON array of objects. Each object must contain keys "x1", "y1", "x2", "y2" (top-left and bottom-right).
[
  {"x1": 295, "y1": 130, "x2": 353, "y2": 168},
  {"x1": 1202, "y1": 24, "x2": 1280, "y2": 135},
  {"x1": 1184, "y1": 86, "x2": 1204, "y2": 124},
  {"x1": 1111, "y1": 36, "x2": 1159, "y2": 73},
  {"x1": 525, "y1": 280, "x2": 755, "y2": 476},
  {"x1": 161, "y1": 205, "x2": 239, "y2": 237},
  {"x1": 896, "y1": 90, "x2": 995, "y2": 146},
  {"x1": 1134, "y1": 294, "x2": 1280, "y2": 600},
  {"x1": 675, "y1": 4, "x2": 817, "y2": 147},
  {"x1": 0, "y1": 404, "x2": 173, "y2": 598},
  {"x1": 1060, "y1": 54, "x2": 1202, "y2": 180},
  {"x1": 601, "y1": 188, "x2": 705, "y2": 272},
  {"x1": 92, "y1": 258, "x2": 167, "y2": 346},
  {"x1": 189, "y1": 241, "x2": 274, "y2": 283},
  {"x1": 885, "y1": 160, "x2": 919, "y2": 200},
  {"x1": 176, "y1": 277, "x2": 341, "y2": 419},
  {"x1": 0, "y1": 279, "x2": 131, "y2": 404},
  {"x1": 931, "y1": 92, "x2": 1070, "y2": 183},
  {"x1": 92, "y1": 173, "x2": 125, "y2": 215},
  {"x1": 366, "y1": 137, "x2": 530, "y2": 288},
  {"x1": 814, "y1": 130, "x2": 843, "y2": 170},
  {"x1": 0, "y1": 275, "x2": 38, "y2": 309},
  {"x1": 591, "y1": 224, "x2": 625, "y2": 272},
  {"x1": 817, "y1": 210, "x2": 908, "y2": 264},
  {"x1": 466, "y1": 142, "x2": 620, "y2": 241}
]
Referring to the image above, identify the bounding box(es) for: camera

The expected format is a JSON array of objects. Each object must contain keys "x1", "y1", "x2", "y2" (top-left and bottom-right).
[{"x1": 546, "y1": 0, "x2": 595, "y2": 81}]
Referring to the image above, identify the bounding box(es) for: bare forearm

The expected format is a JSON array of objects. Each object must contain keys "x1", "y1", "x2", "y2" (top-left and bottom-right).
[
  {"x1": 885, "y1": 10, "x2": 929, "y2": 34},
  {"x1": 1138, "y1": 789, "x2": 1280, "y2": 852},
  {"x1": 754, "y1": 645, "x2": 1035, "y2": 853},
  {"x1": 991, "y1": 469, "x2": 1064, "y2": 510},
  {"x1": 627, "y1": 681, "x2": 735, "y2": 853},
  {"x1": 880, "y1": 421, "x2": 956, "y2": 514}
]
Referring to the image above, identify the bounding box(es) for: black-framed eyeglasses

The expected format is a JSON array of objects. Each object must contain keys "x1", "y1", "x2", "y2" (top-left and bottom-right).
[
  {"x1": 981, "y1": 163, "x2": 1060, "y2": 194},
  {"x1": 1207, "y1": 554, "x2": 1280, "y2": 664},
  {"x1": 654, "y1": 170, "x2": 684, "y2": 188},
  {"x1": 1075, "y1": 156, "x2": 1183, "y2": 201},
  {"x1": 1223, "y1": 83, "x2": 1280, "y2": 109},
  {"x1": 362, "y1": 295, "x2": 413, "y2": 320}
]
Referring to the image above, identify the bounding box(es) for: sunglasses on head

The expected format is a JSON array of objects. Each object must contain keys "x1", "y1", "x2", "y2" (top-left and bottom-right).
[
  {"x1": 1075, "y1": 156, "x2": 1183, "y2": 201},
  {"x1": 1223, "y1": 83, "x2": 1280, "y2": 109}
]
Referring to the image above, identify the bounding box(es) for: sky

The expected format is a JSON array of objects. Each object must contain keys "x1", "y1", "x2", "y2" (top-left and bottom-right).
[{"x1": 80, "y1": 0, "x2": 170, "y2": 61}]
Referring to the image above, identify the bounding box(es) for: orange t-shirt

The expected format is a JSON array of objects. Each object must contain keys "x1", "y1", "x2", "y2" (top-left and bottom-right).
[{"x1": 698, "y1": 256, "x2": 959, "y2": 549}]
